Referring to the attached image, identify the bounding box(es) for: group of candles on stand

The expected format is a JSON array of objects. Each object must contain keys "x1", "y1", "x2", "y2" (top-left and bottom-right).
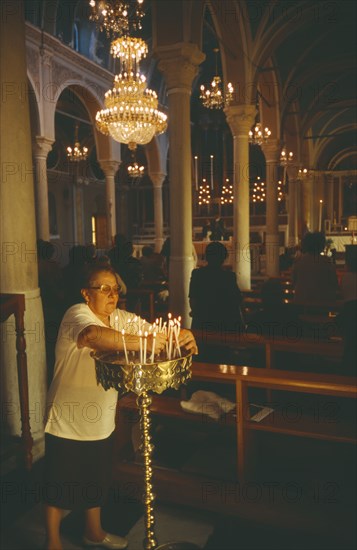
[{"x1": 114, "y1": 314, "x2": 182, "y2": 365}]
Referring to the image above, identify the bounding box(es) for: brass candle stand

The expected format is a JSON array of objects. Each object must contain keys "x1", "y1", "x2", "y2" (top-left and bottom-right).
[{"x1": 92, "y1": 349, "x2": 195, "y2": 550}]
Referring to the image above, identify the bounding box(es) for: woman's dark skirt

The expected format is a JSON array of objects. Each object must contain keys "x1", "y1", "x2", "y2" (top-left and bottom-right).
[{"x1": 43, "y1": 433, "x2": 114, "y2": 510}]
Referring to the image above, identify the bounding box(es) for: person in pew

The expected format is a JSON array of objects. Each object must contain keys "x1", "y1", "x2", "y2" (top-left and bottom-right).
[
  {"x1": 140, "y1": 245, "x2": 167, "y2": 283},
  {"x1": 291, "y1": 231, "x2": 339, "y2": 304},
  {"x1": 43, "y1": 264, "x2": 197, "y2": 550},
  {"x1": 189, "y1": 241, "x2": 245, "y2": 364},
  {"x1": 245, "y1": 278, "x2": 301, "y2": 339},
  {"x1": 337, "y1": 245, "x2": 357, "y2": 374},
  {"x1": 107, "y1": 234, "x2": 144, "y2": 310}
]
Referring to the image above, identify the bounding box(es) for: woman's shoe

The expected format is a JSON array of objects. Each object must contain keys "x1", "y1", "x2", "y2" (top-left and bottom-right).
[{"x1": 82, "y1": 533, "x2": 128, "y2": 549}]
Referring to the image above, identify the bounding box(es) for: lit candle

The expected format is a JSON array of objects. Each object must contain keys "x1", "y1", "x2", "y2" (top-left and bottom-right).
[
  {"x1": 168, "y1": 320, "x2": 174, "y2": 359},
  {"x1": 318, "y1": 199, "x2": 323, "y2": 232},
  {"x1": 210, "y1": 155, "x2": 214, "y2": 190},
  {"x1": 150, "y1": 331, "x2": 156, "y2": 363},
  {"x1": 194, "y1": 155, "x2": 198, "y2": 191},
  {"x1": 121, "y1": 329, "x2": 128, "y2": 363}
]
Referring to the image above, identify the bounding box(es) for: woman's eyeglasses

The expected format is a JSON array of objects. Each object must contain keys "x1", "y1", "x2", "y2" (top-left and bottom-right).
[{"x1": 88, "y1": 284, "x2": 121, "y2": 295}]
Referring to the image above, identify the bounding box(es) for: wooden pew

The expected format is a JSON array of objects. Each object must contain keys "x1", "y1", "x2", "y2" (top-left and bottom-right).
[
  {"x1": 191, "y1": 329, "x2": 344, "y2": 370},
  {"x1": 115, "y1": 362, "x2": 356, "y2": 515}
]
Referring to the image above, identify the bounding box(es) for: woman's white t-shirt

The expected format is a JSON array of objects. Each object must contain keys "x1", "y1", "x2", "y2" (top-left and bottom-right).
[{"x1": 44, "y1": 304, "x2": 147, "y2": 441}]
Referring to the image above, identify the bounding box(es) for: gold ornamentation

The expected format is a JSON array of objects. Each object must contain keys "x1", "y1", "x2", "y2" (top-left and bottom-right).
[{"x1": 91, "y1": 350, "x2": 193, "y2": 549}]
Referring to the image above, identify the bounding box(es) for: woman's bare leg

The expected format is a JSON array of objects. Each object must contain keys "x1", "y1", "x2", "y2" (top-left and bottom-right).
[
  {"x1": 44, "y1": 504, "x2": 63, "y2": 550},
  {"x1": 84, "y1": 507, "x2": 106, "y2": 541}
]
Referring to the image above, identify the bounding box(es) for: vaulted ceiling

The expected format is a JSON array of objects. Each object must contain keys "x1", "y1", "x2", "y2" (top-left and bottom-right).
[{"x1": 24, "y1": 0, "x2": 356, "y2": 172}]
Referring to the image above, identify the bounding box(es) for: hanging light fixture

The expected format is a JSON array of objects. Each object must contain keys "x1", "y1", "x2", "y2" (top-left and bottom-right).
[
  {"x1": 248, "y1": 92, "x2": 271, "y2": 145},
  {"x1": 89, "y1": 0, "x2": 145, "y2": 37},
  {"x1": 67, "y1": 122, "x2": 88, "y2": 162},
  {"x1": 90, "y1": 1, "x2": 167, "y2": 150},
  {"x1": 280, "y1": 147, "x2": 294, "y2": 165},
  {"x1": 298, "y1": 167, "x2": 309, "y2": 178},
  {"x1": 200, "y1": 49, "x2": 234, "y2": 109},
  {"x1": 249, "y1": 123, "x2": 271, "y2": 145},
  {"x1": 127, "y1": 149, "x2": 145, "y2": 178},
  {"x1": 96, "y1": 37, "x2": 167, "y2": 150}
]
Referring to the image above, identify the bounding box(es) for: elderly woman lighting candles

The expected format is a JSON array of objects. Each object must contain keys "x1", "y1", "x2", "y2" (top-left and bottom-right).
[{"x1": 43, "y1": 265, "x2": 197, "y2": 550}]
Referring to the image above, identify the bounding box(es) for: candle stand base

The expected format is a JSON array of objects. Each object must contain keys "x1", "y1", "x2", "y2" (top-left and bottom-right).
[{"x1": 92, "y1": 350, "x2": 200, "y2": 550}]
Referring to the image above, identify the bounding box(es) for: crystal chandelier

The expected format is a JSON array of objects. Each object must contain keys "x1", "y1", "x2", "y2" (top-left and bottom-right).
[
  {"x1": 127, "y1": 150, "x2": 144, "y2": 178},
  {"x1": 249, "y1": 123, "x2": 271, "y2": 145},
  {"x1": 200, "y1": 49, "x2": 233, "y2": 110},
  {"x1": 89, "y1": 0, "x2": 145, "y2": 37},
  {"x1": 220, "y1": 179, "x2": 233, "y2": 204},
  {"x1": 67, "y1": 122, "x2": 88, "y2": 162},
  {"x1": 95, "y1": 36, "x2": 167, "y2": 150}
]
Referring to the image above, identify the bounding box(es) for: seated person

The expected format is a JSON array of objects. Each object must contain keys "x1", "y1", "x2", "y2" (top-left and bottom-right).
[
  {"x1": 246, "y1": 278, "x2": 299, "y2": 339},
  {"x1": 108, "y1": 235, "x2": 143, "y2": 310},
  {"x1": 292, "y1": 232, "x2": 339, "y2": 304},
  {"x1": 140, "y1": 245, "x2": 167, "y2": 283}
]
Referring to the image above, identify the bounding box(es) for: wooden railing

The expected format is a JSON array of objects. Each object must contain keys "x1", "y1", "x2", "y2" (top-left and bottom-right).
[{"x1": 0, "y1": 293, "x2": 33, "y2": 470}]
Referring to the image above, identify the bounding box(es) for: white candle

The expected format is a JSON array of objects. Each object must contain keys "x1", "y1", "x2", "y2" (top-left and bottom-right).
[
  {"x1": 138, "y1": 330, "x2": 143, "y2": 364},
  {"x1": 174, "y1": 325, "x2": 181, "y2": 357},
  {"x1": 210, "y1": 155, "x2": 214, "y2": 190},
  {"x1": 121, "y1": 329, "x2": 128, "y2": 363},
  {"x1": 114, "y1": 315, "x2": 119, "y2": 333},
  {"x1": 151, "y1": 331, "x2": 156, "y2": 363},
  {"x1": 318, "y1": 199, "x2": 323, "y2": 232},
  {"x1": 168, "y1": 320, "x2": 174, "y2": 359},
  {"x1": 194, "y1": 155, "x2": 198, "y2": 191},
  {"x1": 143, "y1": 331, "x2": 148, "y2": 364}
]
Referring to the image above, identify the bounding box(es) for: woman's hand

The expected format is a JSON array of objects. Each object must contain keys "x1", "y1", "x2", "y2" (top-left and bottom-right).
[
  {"x1": 178, "y1": 329, "x2": 198, "y2": 355},
  {"x1": 147, "y1": 331, "x2": 167, "y2": 353}
]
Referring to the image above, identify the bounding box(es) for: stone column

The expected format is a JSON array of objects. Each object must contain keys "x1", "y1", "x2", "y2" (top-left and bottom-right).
[
  {"x1": 325, "y1": 174, "x2": 334, "y2": 224},
  {"x1": 0, "y1": 0, "x2": 47, "y2": 459},
  {"x1": 337, "y1": 176, "x2": 343, "y2": 224},
  {"x1": 287, "y1": 165, "x2": 299, "y2": 247},
  {"x1": 155, "y1": 43, "x2": 205, "y2": 326},
  {"x1": 33, "y1": 136, "x2": 53, "y2": 241},
  {"x1": 100, "y1": 160, "x2": 120, "y2": 247},
  {"x1": 301, "y1": 173, "x2": 313, "y2": 232},
  {"x1": 225, "y1": 105, "x2": 256, "y2": 290},
  {"x1": 261, "y1": 140, "x2": 281, "y2": 277},
  {"x1": 149, "y1": 171, "x2": 166, "y2": 252},
  {"x1": 117, "y1": 183, "x2": 129, "y2": 237}
]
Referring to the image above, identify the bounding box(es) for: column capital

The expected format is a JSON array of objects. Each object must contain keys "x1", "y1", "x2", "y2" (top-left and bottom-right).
[
  {"x1": 154, "y1": 43, "x2": 205, "y2": 91},
  {"x1": 224, "y1": 104, "x2": 256, "y2": 136},
  {"x1": 33, "y1": 136, "x2": 54, "y2": 158},
  {"x1": 150, "y1": 172, "x2": 166, "y2": 188},
  {"x1": 99, "y1": 160, "x2": 121, "y2": 177},
  {"x1": 260, "y1": 139, "x2": 281, "y2": 163}
]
